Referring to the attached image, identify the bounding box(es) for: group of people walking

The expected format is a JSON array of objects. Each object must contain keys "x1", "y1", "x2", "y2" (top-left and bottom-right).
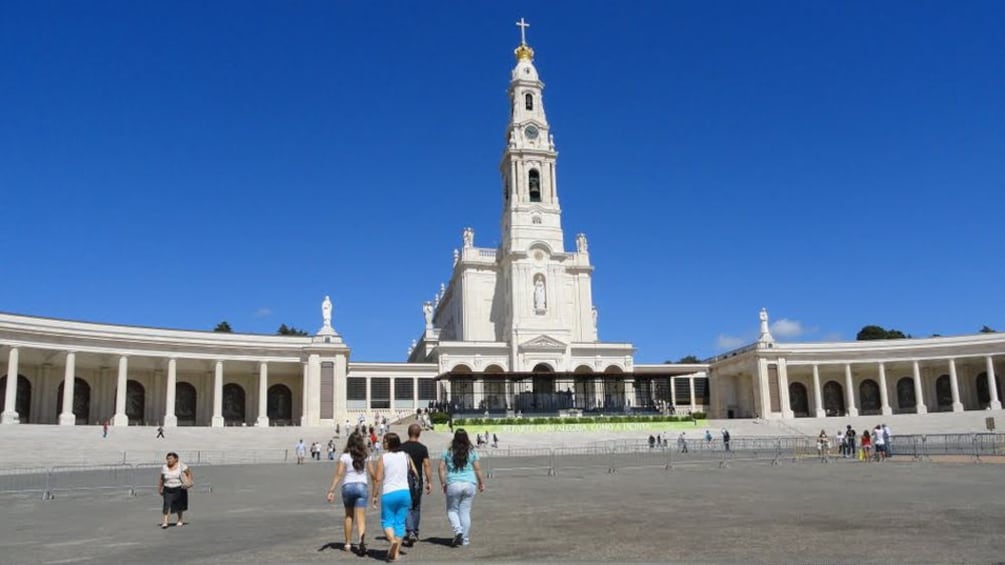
[{"x1": 326, "y1": 423, "x2": 486, "y2": 560}]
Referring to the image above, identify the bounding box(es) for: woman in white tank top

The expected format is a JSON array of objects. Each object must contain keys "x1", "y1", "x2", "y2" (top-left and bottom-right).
[{"x1": 373, "y1": 432, "x2": 416, "y2": 561}]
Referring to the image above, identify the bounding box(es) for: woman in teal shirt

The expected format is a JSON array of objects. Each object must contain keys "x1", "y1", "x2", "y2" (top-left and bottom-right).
[{"x1": 438, "y1": 429, "x2": 486, "y2": 547}]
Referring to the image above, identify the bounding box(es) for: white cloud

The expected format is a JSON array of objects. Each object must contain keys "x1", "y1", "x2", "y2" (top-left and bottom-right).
[
  {"x1": 716, "y1": 334, "x2": 748, "y2": 350},
  {"x1": 770, "y1": 318, "x2": 805, "y2": 338},
  {"x1": 254, "y1": 307, "x2": 272, "y2": 319}
]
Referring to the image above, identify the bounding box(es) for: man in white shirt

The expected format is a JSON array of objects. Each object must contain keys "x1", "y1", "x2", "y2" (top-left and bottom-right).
[
  {"x1": 836, "y1": 430, "x2": 846, "y2": 458},
  {"x1": 872, "y1": 426, "x2": 886, "y2": 461},
  {"x1": 295, "y1": 439, "x2": 307, "y2": 465}
]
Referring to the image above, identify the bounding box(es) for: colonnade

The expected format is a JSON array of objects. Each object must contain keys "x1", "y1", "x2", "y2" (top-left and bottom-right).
[
  {"x1": 1, "y1": 346, "x2": 304, "y2": 427},
  {"x1": 760, "y1": 355, "x2": 1001, "y2": 418}
]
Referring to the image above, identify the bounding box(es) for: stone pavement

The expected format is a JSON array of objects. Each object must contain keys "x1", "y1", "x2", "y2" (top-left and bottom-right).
[{"x1": 2, "y1": 456, "x2": 1005, "y2": 564}]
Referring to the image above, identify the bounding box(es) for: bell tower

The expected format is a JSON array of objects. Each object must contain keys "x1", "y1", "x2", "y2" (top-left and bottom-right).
[{"x1": 499, "y1": 18, "x2": 564, "y2": 254}]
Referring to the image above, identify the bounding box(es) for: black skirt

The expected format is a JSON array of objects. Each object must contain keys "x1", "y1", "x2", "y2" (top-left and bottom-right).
[{"x1": 162, "y1": 486, "x2": 189, "y2": 514}]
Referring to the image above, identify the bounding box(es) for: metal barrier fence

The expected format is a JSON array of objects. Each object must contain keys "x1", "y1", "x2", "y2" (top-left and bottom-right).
[
  {"x1": 2, "y1": 434, "x2": 1002, "y2": 499},
  {"x1": 0, "y1": 463, "x2": 214, "y2": 501}
]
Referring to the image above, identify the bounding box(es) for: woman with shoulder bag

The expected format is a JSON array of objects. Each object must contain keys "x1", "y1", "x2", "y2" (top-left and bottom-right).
[
  {"x1": 158, "y1": 451, "x2": 193, "y2": 529},
  {"x1": 372, "y1": 432, "x2": 416, "y2": 562}
]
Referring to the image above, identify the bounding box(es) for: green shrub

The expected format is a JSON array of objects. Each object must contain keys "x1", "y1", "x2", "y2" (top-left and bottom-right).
[
  {"x1": 430, "y1": 412, "x2": 450, "y2": 424},
  {"x1": 692, "y1": 412, "x2": 707, "y2": 420}
]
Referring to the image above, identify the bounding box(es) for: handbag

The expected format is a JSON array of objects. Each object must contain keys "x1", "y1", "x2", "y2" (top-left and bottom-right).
[{"x1": 180, "y1": 467, "x2": 194, "y2": 489}]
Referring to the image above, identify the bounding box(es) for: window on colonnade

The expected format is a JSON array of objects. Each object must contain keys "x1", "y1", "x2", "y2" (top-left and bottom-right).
[{"x1": 57, "y1": 378, "x2": 91, "y2": 425}]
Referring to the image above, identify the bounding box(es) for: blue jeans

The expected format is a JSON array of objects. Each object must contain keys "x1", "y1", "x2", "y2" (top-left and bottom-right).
[
  {"x1": 445, "y1": 482, "x2": 477, "y2": 542},
  {"x1": 380, "y1": 489, "x2": 411, "y2": 538},
  {"x1": 341, "y1": 482, "x2": 368, "y2": 509},
  {"x1": 405, "y1": 482, "x2": 423, "y2": 535}
]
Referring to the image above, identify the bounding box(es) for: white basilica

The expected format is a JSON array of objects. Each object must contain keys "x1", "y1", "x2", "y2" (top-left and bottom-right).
[{"x1": 1, "y1": 24, "x2": 1002, "y2": 428}]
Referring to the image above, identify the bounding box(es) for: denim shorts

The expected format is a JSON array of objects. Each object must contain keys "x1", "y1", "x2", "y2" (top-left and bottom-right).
[{"x1": 342, "y1": 482, "x2": 368, "y2": 509}]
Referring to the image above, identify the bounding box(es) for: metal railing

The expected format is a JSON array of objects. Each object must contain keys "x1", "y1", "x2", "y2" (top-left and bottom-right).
[
  {"x1": 0, "y1": 463, "x2": 214, "y2": 501},
  {"x1": 3, "y1": 434, "x2": 1001, "y2": 499}
]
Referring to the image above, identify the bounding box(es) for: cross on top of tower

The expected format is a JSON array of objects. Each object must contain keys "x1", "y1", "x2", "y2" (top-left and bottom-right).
[{"x1": 516, "y1": 18, "x2": 530, "y2": 45}]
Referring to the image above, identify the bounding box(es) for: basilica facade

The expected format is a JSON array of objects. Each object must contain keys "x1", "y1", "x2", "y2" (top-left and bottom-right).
[{"x1": 1, "y1": 28, "x2": 1001, "y2": 427}]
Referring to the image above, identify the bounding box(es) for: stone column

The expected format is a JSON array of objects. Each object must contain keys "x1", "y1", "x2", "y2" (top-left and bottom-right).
[
  {"x1": 624, "y1": 378, "x2": 635, "y2": 410},
  {"x1": 878, "y1": 362, "x2": 892, "y2": 415},
  {"x1": 164, "y1": 358, "x2": 177, "y2": 427},
  {"x1": 301, "y1": 361, "x2": 309, "y2": 426},
  {"x1": 305, "y1": 355, "x2": 321, "y2": 426},
  {"x1": 912, "y1": 360, "x2": 927, "y2": 414},
  {"x1": 756, "y1": 358, "x2": 771, "y2": 417},
  {"x1": 413, "y1": 377, "x2": 419, "y2": 411},
  {"x1": 948, "y1": 358, "x2": 963, "y2": 412},
  {"x1": 812, "y1": 364, "x2": 824, "y2": 417},
  {"x1": 986, "y1": 356, "x2": 1002, "y2": 410},
  {"x1": 211, "y1": 360, "x2": 224, "y2": 427},
  {"x1": 778, "y1": 359, "x2": 792, "y2": 418},
  {"x1": 112, "y1": 356, "x2": 129, "y2": 426},
  {"x1": 2, "y1": 347, "x2": 20, "y2": 424},
  {"x1": 471, "y1": 378, "x2": 482, "y2": 412},
  {"x1": 59, "y1": 352, "x2": 76, "y2": 425},
  {"x1": 333, "y1": 355, "x2": 348, "y2": 422},
  {"x1": 257, "y1": 362, "x2": 269, "y2": 427},
  {"x1": 593, "y1": 378, "x2": 605, "y2": 410},
  {"x1": 688, "y1": 376, "x2": 697, "y2": 413},
  {"x1": 844, "y1": 364, "x2": 858, "y2": 417}
]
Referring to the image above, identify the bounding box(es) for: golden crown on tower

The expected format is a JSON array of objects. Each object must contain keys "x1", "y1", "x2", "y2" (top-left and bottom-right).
[{"x1": 514, "y1": 43, "x2": 535, "y2": 61}]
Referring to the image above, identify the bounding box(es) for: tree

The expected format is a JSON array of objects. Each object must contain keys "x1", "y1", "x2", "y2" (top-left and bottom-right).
[
  {"x1": 277, "y1": 324, "x2": 309, "y2": 336},
  {"x1": 856, "y1": 325, "x2": 908, "y2": 341},
  {"x1": 980, "y1": 325, "x2": 997, "y2": 334},
  {"x1": 677, "y1": 355, "x2": 702, "y2": 364},
  {"x1": 213, "y1": 321, "x2": 233, "y2": 333},
  {"x1": 856, "y1": 325, "x2": 888, "y2": 340}
]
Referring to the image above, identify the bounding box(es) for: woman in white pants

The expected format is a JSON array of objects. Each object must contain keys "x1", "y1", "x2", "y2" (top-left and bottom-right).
[{"x1": 438, "y1": 429, "x2": 486, "y2": 547}]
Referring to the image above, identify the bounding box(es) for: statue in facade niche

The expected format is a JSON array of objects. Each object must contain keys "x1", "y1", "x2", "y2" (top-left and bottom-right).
[
  {"x1": 462, "y1": 227, "x2": 474, "y2": 248},
  {"x1": 534, "y1": 277, "x2": 547, "y2": 311},
  {"x1": 576, "y1": 233, "x2": 588, "y2": 254},
  {"x1": 321, "y1": 295, "x2": 333, "y2": 329},
  {"x1": 422, "y1": 301, "x2": 433, "y2": 328}
]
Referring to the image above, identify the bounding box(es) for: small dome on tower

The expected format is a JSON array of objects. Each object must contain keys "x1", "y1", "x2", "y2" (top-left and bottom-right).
[
  {"x1": 511, "y1": 56, "x2": 540, "y2": 82},
  {"x1": 511, "y1": 18, "x2": 540, "y2": 82}
]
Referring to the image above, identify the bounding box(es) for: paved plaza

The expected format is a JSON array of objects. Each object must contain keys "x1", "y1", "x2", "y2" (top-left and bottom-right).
[{"x1": 2, "y1": 453, "x2": 1005, "y2": 564}]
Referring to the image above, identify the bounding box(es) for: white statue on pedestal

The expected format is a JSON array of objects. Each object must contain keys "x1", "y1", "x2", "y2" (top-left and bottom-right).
[
  {"x1": 422, "y1": 301, "x2": 433, "y2": 329},
  {"x1": 321, "y1": 296, "x2": 333, "y2": 329},
  {"x1": 462, "y1": 227, "x2": 474, "y2": 248},
  {"x1": 453, "y1": 249, "x2": 459, "y2": 267},
  {"x1": 576, "y1": 233, "x2": 589, "y2": 254},
  {"x1": 592, "y1": 306, "x2": 598, "y2": 331},
  {"x1": 758, "y1": 307, "x2": 774, "y2": 343},
  {"x1": 533, "y1": 277, "x2": 547, "y2": 311}
]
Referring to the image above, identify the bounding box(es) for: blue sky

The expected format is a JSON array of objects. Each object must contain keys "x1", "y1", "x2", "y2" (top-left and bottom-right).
[{"x1": 1, "y1": 2, "x2": 1003, "y2": 362}]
